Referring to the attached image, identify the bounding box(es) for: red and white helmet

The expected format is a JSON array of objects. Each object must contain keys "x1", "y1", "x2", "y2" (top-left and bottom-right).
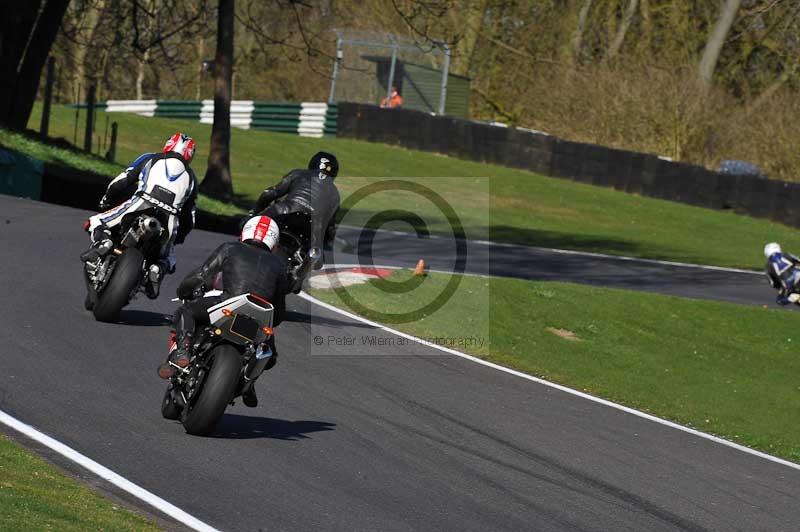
[
  {"x1": 240, "y1": 216, "x2": 280, "y2": 250},
  {"x1": 163, "y1": 132, "x2": 195, "y2": 162}
]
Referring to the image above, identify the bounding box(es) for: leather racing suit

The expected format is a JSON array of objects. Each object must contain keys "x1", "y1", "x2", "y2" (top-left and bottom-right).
[
  {"x1": 253, "y1": 168, "x2": 340, "y2": 263},
  {"x1": 88, "y1": 152, "x2": 197, "y2": 270},
  {"x1": 173, "y1": 240, "x2": 290, "y2": 349},
  {"x1": 765, "y1": 251, "x2": 800, "y2": 305}
]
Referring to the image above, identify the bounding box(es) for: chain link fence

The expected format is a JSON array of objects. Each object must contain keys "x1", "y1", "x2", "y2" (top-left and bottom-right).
[{"x1": 328, "y1": 30, "x2": 452, "y2": 115}]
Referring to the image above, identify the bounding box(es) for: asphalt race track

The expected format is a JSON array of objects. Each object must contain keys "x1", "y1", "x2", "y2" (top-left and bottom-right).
[
  {"x1": 2, "y1": 194, "x2": 799, "y2": 532},
  {"x1": 333, "y1": 226, "x2": 777, "y2": 308}
]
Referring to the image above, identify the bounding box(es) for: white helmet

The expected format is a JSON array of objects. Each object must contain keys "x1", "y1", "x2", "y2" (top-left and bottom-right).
[
  {"x1": 764, "y1": 242, "x2": 781, "y2": 258},
  {"x1": 240, "y1": 216, "x2": 279, "y2": 251}
]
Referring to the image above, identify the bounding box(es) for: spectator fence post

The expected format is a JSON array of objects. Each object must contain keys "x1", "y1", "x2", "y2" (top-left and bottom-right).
[
  {"x1": 328, "y1": 36, "x2": 342, "y2": 104},
  {"x1": 438, "y1": 44, "x2": 450, "y2": 115},
  {"x1": 386, "y1": 44, "x2": 398, "y2": 103}
]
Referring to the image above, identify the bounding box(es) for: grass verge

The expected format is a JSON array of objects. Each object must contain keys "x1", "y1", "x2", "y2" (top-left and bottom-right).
[
  {"x1": 0, "y1": 433, "x2": 159, "y2": 530},
  {"x1": 311, "y1": 270, "x2": 800, "y2": 463}
]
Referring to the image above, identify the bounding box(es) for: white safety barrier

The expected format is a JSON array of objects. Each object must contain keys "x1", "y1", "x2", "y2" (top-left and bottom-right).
[
  {"x1": 105, "y1": 100, "x2": 158, "y2": 117},
  {"x1": 298, "y1": 102, "x2": 329, "y2": 138},
  {"x1": 101, "y1": 100, "x2": 335, "y2": 136}
]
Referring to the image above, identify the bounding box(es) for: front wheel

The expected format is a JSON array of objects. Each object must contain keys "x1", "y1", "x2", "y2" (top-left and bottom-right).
[
  {"x1": 181, "y1": 345, "x2": 241, "y2": 436},
  {"x1": 93, "y1": 248, "x2": 144, "y2": 323}
]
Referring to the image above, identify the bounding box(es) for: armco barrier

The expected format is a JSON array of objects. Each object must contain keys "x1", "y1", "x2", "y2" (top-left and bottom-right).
[
  {"x1": 336, "y1": 102, "x2": 799, "y2": 229},
  {"x1": 74, "y1": 100, "x2": 336, "y2": 137}
]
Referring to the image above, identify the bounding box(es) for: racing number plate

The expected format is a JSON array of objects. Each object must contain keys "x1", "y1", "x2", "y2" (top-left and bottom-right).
[{"x1": 230, "y1": 314, "x2": 260, "y2": 342}]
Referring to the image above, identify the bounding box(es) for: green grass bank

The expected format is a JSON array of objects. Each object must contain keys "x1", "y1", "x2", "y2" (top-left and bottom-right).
[{"x1": 0, "y1": 434, "x2": 160, "y2": 530}]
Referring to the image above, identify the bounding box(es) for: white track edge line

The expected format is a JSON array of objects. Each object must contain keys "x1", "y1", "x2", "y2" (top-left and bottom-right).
[
  {"x1": 298, "y1": 291, "x2": 800, "y2": 472},
  {"x1": 337, "y1": 225, "x2": 760, "y2": 276},
  {"x1": 0, "y1": 410, "x2": 220, "y2": 532}
]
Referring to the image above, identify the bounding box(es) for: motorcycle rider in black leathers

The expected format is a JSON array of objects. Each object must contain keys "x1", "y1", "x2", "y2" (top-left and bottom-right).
[
  {"x1": 764, "y1": 242, "x2": 800, "y2": 305},
  {"x1": 158, "y1": 216, "x2": 289, "y2": 408},
  {"x1": 251, "y1": 152, "x2": 340, "y2": 272}
]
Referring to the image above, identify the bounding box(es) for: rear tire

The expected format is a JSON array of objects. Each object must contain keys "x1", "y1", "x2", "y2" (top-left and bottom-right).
[
  {"x1": 84, "y1": 292, "x2": 95, "y2": 311},
  {"x1": 93, "y1": 248, "x2": 144, "y2": 323},
  {"x1": 83, "y1": 266, "x2": 97, "y2": 311},
  {"x1": 161, "y1": 385, "x2": 182, "y2": 420},
  {"x1": 181, "y1": 345, "x2": 241, "y2": 436}
]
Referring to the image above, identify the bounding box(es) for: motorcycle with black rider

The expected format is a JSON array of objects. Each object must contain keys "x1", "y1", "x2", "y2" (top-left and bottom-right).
[
  {"x1": 249, "y1": 151, "x2": 340, "y2": 293},
  {"x1": 158, "y1": 216, "x2": 289, "y2": 435}
]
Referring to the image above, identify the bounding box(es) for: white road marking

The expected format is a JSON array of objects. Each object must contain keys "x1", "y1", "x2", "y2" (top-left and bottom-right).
[
  {"x1": 298, "y1": 291, "x2": 800, "y2": 472},
  {"x1": 337, "y1": 225, "x2": 761, "y2": 276},
  {"x1": 0, "y1": 410, "x2": 220, "y2": 532}
]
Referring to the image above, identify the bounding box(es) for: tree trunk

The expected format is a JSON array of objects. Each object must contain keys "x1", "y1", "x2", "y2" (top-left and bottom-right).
[
  {"x1": 452, "y1": 0, "x2": 489, "y2": 76},
  {"x1": 0, "y1": 1, "x2": 43, "y2": 128},
  {"x1": 200, "y1": 0, "x2": 235, "y2": 200},
  {"x1": 639, "y1": 0, "x2": 652, "y2": 53},
  {"x1": 196, "y1": 37, "x2": 205, "y2": 100},
  {"x1": 7, "y1": 0, "x2": 71, "y2": 131},
  {"x1": 606, "y1": 0, "x2": 638, "y2": 61},
  {"x1": 136, "y1": 48, "x2": 150, "y2": 100},
  {"x1": 697, "y1": 0, "x2": 742, "y2": 89},
  {"x1": 570, "y1": 0, "x2": 594, "y2": 66},
  {"x1": 71, "y1": 0, "x2": 105, "y2": 104}
]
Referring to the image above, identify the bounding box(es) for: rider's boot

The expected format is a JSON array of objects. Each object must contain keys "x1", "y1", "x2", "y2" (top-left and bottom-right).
[
  {"x1": 241, "y1": 350, "x2": 278, "y2": 407},
  {"x1": 157, "y1": 332, "x2": 193, "y2": 379},
  {"x1": 145, "y1": 263, "x2": 163, "y2": 300},
  {"x1": 242, "y1": 383, "x2": 258, "y2": 408}
]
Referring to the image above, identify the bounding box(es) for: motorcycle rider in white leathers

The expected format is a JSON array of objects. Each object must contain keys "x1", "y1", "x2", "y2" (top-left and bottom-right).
[{"x1": 81, "y1": 132, "x2": 198, "y2": 299}]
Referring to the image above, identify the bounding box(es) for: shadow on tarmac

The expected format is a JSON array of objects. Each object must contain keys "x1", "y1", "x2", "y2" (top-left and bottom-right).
[
  {"x1": 116, "y1": 309, "x2": 173, "y2": 327},
  {"x1": 209, "y1": 414, "x2": 336, "y2": 440}
]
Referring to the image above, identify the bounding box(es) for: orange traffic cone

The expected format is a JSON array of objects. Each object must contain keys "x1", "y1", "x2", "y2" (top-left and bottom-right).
[{"x1": 413, "y1": 259, "x2": 426, "y2": 276}]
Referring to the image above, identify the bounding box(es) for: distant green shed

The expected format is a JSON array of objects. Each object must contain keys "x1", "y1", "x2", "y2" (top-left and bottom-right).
[{"x1": 366, "y1": 56, "x2": 471, "y2": 118}]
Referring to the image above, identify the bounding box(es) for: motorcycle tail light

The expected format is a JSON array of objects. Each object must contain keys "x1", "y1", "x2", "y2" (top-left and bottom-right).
[
  {"x1": 222, "y1": 309, "x2": 233, "y2": 317},
  {"x1": 261, "y1": 326, "x2": 273, "y2": 336}
]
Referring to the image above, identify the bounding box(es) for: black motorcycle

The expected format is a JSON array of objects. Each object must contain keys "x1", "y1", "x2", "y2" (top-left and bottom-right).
[
  {"x1": 83, "y1": 201, "x2": 172, "y2": 322},
  {"x1": 161, "y1": 293, "x2": 276, "y2": 435},
  {"x1": 271, "y1": 211, "x2": 318, "y2": 294}
]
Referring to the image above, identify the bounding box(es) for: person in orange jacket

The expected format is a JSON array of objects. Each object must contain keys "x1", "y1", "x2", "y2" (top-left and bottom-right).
[{"x1": 380, "y1": 85, "x2": 403, "y2": 109}]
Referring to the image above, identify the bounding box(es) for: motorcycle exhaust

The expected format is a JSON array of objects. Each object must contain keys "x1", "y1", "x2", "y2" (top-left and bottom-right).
[
  {"x1": 244, "y1": 343, "x2": 273, "y2": 381},
  {"x1": 142, "y1": 217, "x2": 162, "y2": 235}
]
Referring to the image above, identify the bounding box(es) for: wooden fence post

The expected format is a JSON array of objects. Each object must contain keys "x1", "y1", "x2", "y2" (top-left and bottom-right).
[
  {"x1": 105, "y1": 121, "x2": 118, "y2": 162},
  {"x1": 84, "y1": 83, "x2": 96, "y2": 152},
  {"x1": 39, "y1": 57, "x2": 55, "y2": 136}
]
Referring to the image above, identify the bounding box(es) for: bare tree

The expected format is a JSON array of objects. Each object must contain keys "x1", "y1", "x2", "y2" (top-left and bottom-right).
[
  {"x1": 200, "y1": 0, "x2": 235, "y2": 200},
  {"x1": 71, "y1": 0, "x2": 107, "y2": 103},
  {"x1": 697, "y1": 0, "x2": 743, "y2": 89},
  {"x1": 606, "y1": 0, "x2": 638, "y2": 61},
  {"x1": 570, "y1": 0, "x2": 594, "y2": 65}
]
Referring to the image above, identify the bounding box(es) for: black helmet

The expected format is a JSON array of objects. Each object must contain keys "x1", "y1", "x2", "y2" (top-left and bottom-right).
[{"x1": 308, "y1": 151, "x2": 339, "y2": 178}]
